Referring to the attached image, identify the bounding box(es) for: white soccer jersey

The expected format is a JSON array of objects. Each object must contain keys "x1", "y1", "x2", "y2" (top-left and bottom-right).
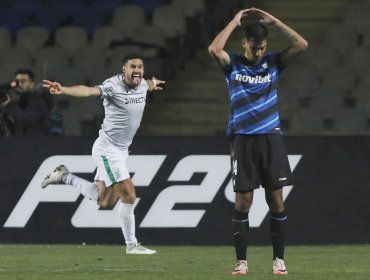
[{"x1": 95, "y1": 74, "x2": 149, "y2": 149}]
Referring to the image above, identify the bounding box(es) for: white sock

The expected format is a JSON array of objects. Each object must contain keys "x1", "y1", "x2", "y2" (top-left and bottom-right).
[
  {"x1": 65, "y1": 173, "x2": 99, "y2": 201},
  {"x1": 119, "y1": 202, "x2": 137, "y2": 246}
]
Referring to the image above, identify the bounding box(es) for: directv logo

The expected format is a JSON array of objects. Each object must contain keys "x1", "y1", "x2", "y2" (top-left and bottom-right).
[
  {"x1": 235, "y1": 73, "x2": 271, "y2": 84},
  {"x1": 124, "y1": 96, "x2": 146, "y2": 104}
]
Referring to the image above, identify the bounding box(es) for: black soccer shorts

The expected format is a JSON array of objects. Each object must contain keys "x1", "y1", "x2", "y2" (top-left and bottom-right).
[{"x1": 230, "y1": 134, "x2": 293, "y2": 192}]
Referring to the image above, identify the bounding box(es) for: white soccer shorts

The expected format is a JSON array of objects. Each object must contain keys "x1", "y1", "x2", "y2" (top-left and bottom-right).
[{"x1": 92, "y1": 138, "x2": 130, "y2": 187}]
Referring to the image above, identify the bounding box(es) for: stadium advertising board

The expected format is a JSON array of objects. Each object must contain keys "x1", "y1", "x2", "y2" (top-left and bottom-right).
[{"x1": 0, "y1": 137, "x2": 369, "y2": 245}]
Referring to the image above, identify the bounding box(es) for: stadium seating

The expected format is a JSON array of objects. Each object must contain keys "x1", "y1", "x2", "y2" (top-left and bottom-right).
[
  {"x1": 131, "y1": 0, "x2": 165, "y2": 16},
  {"x1": 319, "y1": 66, "x2": 356, "y2": 93},
  {"x1": 0, "y1": 47, "x2": 32, "y2": 69},
  {"x1": 289, "y1": 110, "x2": 325, "y2": 135},
  {"x1": 54, "y1": 26, "x2": 89, "y2": 53},
  {"x1": 133, "y1": 25, "x2": 166, "y2": 50},
  {"x1": 170, "y1": 0, "x2": 207, "y2": 45},
  {"x1": 171, "y1": 0, "x2": 206, "y2": 18},
  {"x1": 152, "y1": 6, "x2": 186, "y2": 39},
  {"x1": 0, "y1": 64, "x2": 14, "y2": 83},
  {"x1": 33, "y1": 47, "x2": 70, "y2": 81},
  {"x1": 342, "y1": 47, "x2": 369, "y2": 76},
  {"x1": 0, "y1": 8, "x2": 26, "y2": 32},
  {"x1": 324, "y1": 24, "x2": 359, "y2": 56},
  {"x1": 139, "y1": 0, "x2": 370, "y2": 137},
  {"x1": 92, "y1": 26, "x2": 127, "y2": 49},
  {"x1": 72, "y1": 50, "x2": 107, "y2": 81},
  {"x1": 112, "y1": 5, "x2": 147, "y2": 38},
  {"x1": 15, "y1": 26, "x2": 49, "y2": 51},
  {"x1": 0, "y1": 27, "x2": 12, "y2": 49},
  {"x1": 333, "y1": 108, "x2": 368, "y2": 135},
  {"x1": 151, "y1": 5, "x2": 189, "y2": 67},
  {"x1": 89, "y1": 0, "x2": 126, "y2": 16},
  {"x1": 72, "y1": 9, "x2": 108, "y2": 35},
  {"x1": 356, "y1": 94, "x2": 370, "y2": 123},
  {"x1": 300, "y1": 43, "x2": 340, "y2": 70},
  {"x1": 0, "y1": 0, "x2": 369, "y2": 136}
]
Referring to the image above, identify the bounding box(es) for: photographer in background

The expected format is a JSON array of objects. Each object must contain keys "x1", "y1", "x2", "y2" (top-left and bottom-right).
[
  {"x1": 0, "y1": 82, "x2": 15, "y2": 136},
  {"x1": 1, "y1": 69, "x2": 54, "y2": 136}
]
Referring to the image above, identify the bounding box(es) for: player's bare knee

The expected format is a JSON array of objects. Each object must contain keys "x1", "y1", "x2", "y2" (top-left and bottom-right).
[
  {"x1": 119, "y1": 192, "x2": 136, "y2": 204},
  {"x1": 235, "y1": 191, "x2": 253, "y2": 211},
  {"x1": 114, "y1": 179, "x2": 136, "y2": 203},
  {"x1": 97, "y1": 197, "x2": 113, "y2": 208},
  {"x1": 98, "y1": 199, "x2": 108, "y2": 208}
]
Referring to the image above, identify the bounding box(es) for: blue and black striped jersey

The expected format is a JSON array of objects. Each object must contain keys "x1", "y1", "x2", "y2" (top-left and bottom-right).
[{"x1": 223, "y1": 52, "x2": 285, "y2": 137}]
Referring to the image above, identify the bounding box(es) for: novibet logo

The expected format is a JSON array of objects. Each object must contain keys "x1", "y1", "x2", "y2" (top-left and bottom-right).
[
  {"x1": 4, "y1": 155, "x2": 301, "y2": 228},
  {"x1": 234, "y1": 73, "x2": 272, "y2": 84}
]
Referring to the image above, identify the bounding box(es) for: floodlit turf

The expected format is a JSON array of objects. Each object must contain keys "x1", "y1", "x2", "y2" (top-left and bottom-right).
[{"x1": 0, "y1": 244, "x2": 369, "y2": 280}]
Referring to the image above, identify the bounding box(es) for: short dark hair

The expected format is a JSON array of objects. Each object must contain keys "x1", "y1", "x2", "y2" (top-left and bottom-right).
[
  {"x1": 123, "y1": 53, "x2": 144, "y2": 65},
  {"x1": 244, "y1": 23, "x2": 268, "y2": 43},
  {"x1": 14, "y1": 68, "x2": 35, "y2": 81}
]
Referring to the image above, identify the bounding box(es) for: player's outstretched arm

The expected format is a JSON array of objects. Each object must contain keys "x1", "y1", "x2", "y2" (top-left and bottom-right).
[
  {"x1": 147, "y1": 77, "x2": 165, "y2": 92},
  {"x1": 250, "y1": 8, "x2": 308, "y2": 65},
  {"x1": 208, "y1": 8, "x2": 253, "y2": 69},
  {"x1": 42, "y1": 80, "x2": 101, "y2": 97}
]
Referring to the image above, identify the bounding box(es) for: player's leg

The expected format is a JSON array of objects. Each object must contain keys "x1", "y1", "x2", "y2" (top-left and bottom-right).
[
  {"x1": 113, "y1": 179, "x2": 137, "y2": 246},
  {"x1": 95, "y1": 180, "x2": 117, "y2": 207},
  {"x1": 112, "y1": 179, "x2": 156, "y2": 254},
  {"x1": 265, "y1": 188, "x2": 288, "y2": 273},
  {"x1": 232, "y1": 191, "x2": 253, "y2": 275},
  {"x1": 261, "y1": 134, "x2": 292, "y2": 275},
  {"x1": 231, "y1": 135, "x2": 260, "y2": 275},
  {"x1": 94, "y1": 151, "x2": 156, "y2": 255},
  {"x1": 41, "y1": 165, "x2": 99, "y2": 201},
  {"x1": 265, "y1": 188, "x2": 288, "y2": 274},
  {"x1": 92, "y1": 178, "x2": 152, "y2": 253}
]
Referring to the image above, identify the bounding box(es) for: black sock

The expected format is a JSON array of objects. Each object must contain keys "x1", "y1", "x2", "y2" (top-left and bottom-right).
[
  {"x1": 270, "y1": 210, "x2": 287, "y2": 260},
  {"x1": 232, "y1": 209, "x2": 249, "y2": 260}
]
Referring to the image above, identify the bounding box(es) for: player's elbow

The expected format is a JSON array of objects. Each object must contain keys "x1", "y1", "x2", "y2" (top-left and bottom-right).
[
  {"x1": 208, "y1": 44, "x2": 219, "y2": 57},
  {"x1": 299, "y1": 39, "x2": 308, "y2": 51}
]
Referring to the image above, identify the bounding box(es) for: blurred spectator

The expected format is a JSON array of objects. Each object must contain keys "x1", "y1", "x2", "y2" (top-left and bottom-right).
[
  {"x1": 0, "y1": 86, "x2": 14, "y2": 136},
  {"x1": 1, "y1": 68, "x2": 54, "y2": 136}
]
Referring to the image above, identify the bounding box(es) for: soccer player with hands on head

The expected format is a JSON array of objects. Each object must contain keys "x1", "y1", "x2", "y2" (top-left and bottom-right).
[
  {"x1": 209, "y1": 7, "x2": 307, "y2": 276},
  {"x1": 42, "y1": 53, "x2": 164, "y2": 255}
]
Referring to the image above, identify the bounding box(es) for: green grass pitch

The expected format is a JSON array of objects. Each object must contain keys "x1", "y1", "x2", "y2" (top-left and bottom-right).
[{"x1": 0, "y1": 244, "x2": 369, "y2": 280}]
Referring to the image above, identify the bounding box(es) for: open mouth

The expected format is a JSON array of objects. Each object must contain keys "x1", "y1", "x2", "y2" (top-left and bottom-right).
[{"x1": 132, "y1": 74, "x2": 141, "y2": 85}]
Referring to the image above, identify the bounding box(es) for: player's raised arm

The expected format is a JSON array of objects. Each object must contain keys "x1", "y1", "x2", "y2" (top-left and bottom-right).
[
  {"x1": 208, "y1": 9, "x2": 252, "y2": 69},
  {"x1": 250, "y1": 8, "x2": 308, "y2": 65},
  {"x1": 42, "y1": 80, "x2": 101, "y2": 97}
]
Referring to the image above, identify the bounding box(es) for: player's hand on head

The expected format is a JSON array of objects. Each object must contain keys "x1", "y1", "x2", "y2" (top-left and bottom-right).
[
  {"x1": 250, "y1": 8, "x2": 277, "y2": 25},
  {"x1": 233, "y1": 9, "x2": 252, "y2": 26},
  {"x1": 43, "y1": 80, "x2": 63, "y2": 95}
]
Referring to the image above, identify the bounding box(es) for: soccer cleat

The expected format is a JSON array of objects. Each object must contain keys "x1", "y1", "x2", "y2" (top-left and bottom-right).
[
  {"x1": 232, "y1": 260, "x2": 248, "y2": 275},
  {"x1": 41, "y1": 165, "x2": 69, "y2": 188},
  {"x1": 126, "y1": 243, "x2": 157, "y2": 255},
  {"x1": 272, "y1": 257, "x2": 288, "y2": 275}
]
